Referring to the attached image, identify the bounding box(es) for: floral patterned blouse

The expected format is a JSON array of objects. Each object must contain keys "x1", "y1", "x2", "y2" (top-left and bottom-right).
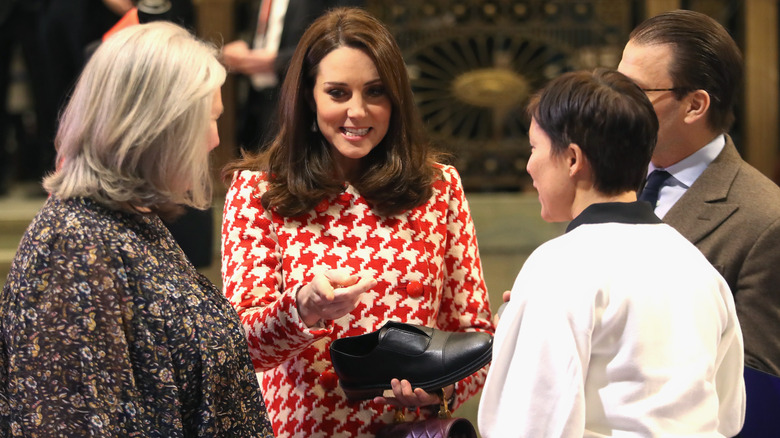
[{"x1": 0, "y1": 196, "x2": 274, "y2": 437}]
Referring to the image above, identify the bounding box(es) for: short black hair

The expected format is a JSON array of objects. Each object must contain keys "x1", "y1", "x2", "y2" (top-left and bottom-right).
[{"x1": 527, "y1": 69, "x2": 658, "y2": 194}]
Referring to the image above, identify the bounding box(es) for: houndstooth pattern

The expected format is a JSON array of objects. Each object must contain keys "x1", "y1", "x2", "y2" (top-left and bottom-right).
[{"x1": 221, "y1": 164, "x2": 493, "y2": 437}]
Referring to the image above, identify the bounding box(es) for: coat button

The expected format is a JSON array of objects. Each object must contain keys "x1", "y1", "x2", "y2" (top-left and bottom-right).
[
  {"x1": 407, "y1": 281, "x2": 424, "y2": 298},
  {"x1": 320, "y1": 371, "x2": 339, "y2": 390},
  {"x1": 315, "y1": 199, "x2": 329, "y2": 213}
]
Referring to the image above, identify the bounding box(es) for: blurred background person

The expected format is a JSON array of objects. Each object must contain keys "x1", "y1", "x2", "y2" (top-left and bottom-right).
[
  {"x1": 0, "y1": 0, "x2": 50, "y2": 196},
  {"x1": 0, "y1": 22, "x2": 273, "y2": 436},
  {"x1": 102, "y1": 0, "x2": 196, "y2": 41},
  {"x1": 35, "y1": 0, "x2": 134, "y2": 186},
  {"x1": 220, "y1": 0, "x2": 363, "y2": 153}
]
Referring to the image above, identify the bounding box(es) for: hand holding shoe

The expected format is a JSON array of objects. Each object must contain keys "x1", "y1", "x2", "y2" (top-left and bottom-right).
[
  {"x1": 330, "y1": 321, "x2": 493, "y2": 400},
  {"x1": 373, "y1": 379, "x2": 453, "y2": 409},
  {"x1": 296, "y1": 269, "x2": 377, "y2": 327}
]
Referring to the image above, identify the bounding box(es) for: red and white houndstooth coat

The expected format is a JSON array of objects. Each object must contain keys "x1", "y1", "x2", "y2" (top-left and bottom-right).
[{"x1": 221, "y1": 164, "x2": 494, "y2": 437}]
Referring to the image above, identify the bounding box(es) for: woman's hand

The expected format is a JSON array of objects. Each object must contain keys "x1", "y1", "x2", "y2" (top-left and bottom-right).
[
  {"x1": 373, "y1": 379, "x2": 454, "y2": 409},
  {"x1": 296, "y1": 269, "x2": 376, "y2": 327}
]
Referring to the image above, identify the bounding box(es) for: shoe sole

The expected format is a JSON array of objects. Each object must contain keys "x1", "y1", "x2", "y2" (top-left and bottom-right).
[{"x1": 339, "y1": 344, "x2": 493, "y2": 401}]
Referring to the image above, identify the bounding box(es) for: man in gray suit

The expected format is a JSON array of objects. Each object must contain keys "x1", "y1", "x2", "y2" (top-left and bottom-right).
[{"x1": 618, "y1": 9, "x2": 780, "y2": 376}]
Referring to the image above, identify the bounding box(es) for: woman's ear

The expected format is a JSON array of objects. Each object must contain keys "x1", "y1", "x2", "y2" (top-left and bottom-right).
[
  {"x1": 684, "y1": 89, "x2": 711, "y2": 124},
  {"x1": 567, "y1": 143, "x2": 586, "y2": 177}
]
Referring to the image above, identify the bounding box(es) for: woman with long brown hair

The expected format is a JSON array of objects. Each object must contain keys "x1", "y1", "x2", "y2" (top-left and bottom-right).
[{"x1": 221, "y1": 7, "x2": 493, "y2": 437}]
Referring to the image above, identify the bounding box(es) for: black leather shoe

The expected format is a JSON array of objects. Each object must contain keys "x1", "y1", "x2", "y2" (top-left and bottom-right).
[{"x1": 330, "y1": 321, "x2": 493, "y2": 400}]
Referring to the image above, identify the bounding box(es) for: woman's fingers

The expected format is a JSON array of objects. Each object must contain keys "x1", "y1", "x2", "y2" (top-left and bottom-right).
[{"x1": 297, "y1": 271, "x2": 377, "y2": 325}]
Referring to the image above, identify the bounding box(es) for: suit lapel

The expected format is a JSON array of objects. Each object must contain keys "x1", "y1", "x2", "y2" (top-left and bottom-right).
[{"x1": 663, "y1": 136, "x2": 741, "y2": 244}]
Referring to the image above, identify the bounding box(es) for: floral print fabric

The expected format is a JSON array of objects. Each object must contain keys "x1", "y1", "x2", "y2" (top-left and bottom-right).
[{"x1": 0, "y1": 196, "x2": 274, "y2": 437}]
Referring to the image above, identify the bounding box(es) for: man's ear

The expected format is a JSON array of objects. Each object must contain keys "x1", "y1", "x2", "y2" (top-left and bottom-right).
[
  {"x1": 684, "y1": 89, "x2": 711, "y2": 124},
  {"x1": 567, "y1": 143, "x2": 586, "y2": 177}
]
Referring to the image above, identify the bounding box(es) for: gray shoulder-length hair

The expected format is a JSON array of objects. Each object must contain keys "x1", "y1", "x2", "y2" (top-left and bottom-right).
[{"x1": 44, "y1": 21, "x2": 226, "y2": 212}]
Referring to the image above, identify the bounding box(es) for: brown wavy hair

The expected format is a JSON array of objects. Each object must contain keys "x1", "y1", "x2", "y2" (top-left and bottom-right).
[{"x1": 223, "y1": 7, "x2": 444, "y2": 217}]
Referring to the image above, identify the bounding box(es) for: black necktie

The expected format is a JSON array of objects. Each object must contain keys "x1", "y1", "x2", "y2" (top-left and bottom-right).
[{"x1": 639, "y1": 170, "x2": 672, "y2": 208}]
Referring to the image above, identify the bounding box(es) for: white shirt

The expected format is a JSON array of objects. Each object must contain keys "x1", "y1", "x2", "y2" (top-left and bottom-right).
[
  {"x1": 251, "y1": 0, "x2": 289, "y2": 89},
  {"x1": 649, "y1": 134, "x2": 725, "y2": 219},
  {"x1": 478, "y1": 203, "x2": 745, "y2": 438}
]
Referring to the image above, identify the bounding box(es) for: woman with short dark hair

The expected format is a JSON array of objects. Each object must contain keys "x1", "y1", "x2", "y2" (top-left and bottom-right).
[{"x1": 479, "y1": 69, "x2": 744, "y2": 437}]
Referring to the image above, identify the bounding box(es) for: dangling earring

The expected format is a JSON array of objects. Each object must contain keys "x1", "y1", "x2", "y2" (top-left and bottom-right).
[{"x1": 311, "y1": 119, "x2": 319, "y2": 133}]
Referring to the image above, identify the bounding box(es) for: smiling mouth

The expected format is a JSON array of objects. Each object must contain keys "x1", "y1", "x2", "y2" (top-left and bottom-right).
[{"x1": 342, "y1": 127, "x2": 370, "y2": 136}]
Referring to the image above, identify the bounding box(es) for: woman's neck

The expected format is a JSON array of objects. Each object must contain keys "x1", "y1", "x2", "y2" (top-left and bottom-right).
[{"x1": 571, "y1": 190, "x2": 636, "y2": 220}]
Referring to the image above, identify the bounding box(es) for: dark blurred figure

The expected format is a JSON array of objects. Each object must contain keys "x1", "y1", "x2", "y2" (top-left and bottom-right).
[
  {"x1": 102, "y1": 0, "x2": 196, "y2": 39},
  {"x1": 0, "y1": 0, "x2": 195, "y2": 197},
  {"x1": 138, "y1": 0, "x2": 194, "y2": 26},
  {"x1": 222, "y1": 0, "x2": 365, "y2": 153},
  {"x1": 35, "y1": 1, "x2": 132, "y2": 185},
  {"x1": 0, "y1": 0, "x2": 48, "y2": 195}
]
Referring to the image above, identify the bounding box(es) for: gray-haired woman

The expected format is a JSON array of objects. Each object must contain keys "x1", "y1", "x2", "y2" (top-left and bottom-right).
[{"x1": 0, "y1": 21, "x2": 274, "y2": 437}]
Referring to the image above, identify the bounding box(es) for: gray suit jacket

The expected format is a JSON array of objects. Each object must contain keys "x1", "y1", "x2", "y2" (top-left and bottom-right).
[{"x1": 664, "y1": 135, "x2": 780, "y2": 375}]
